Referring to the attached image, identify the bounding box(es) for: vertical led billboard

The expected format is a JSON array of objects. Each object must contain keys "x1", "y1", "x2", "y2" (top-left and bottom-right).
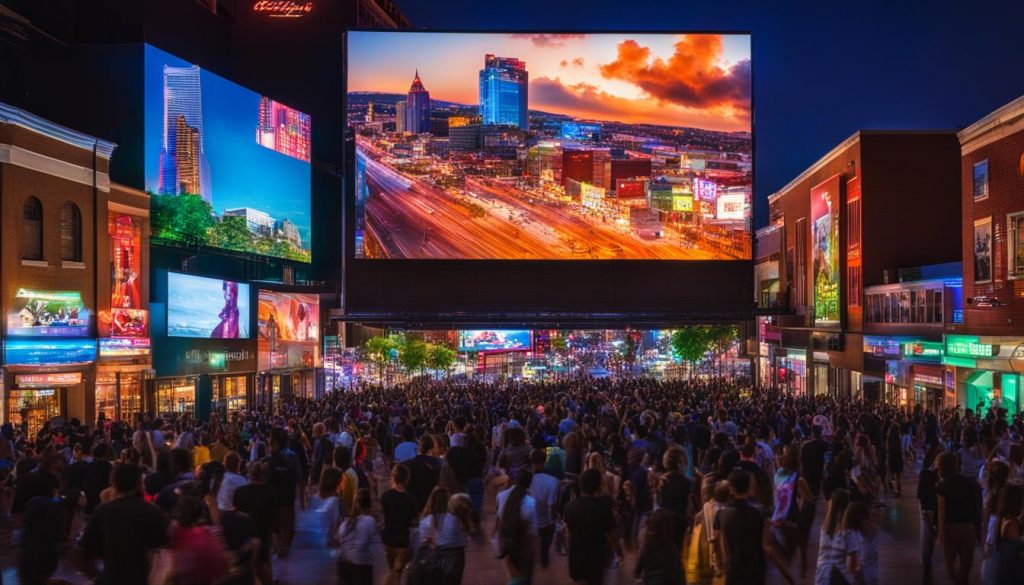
[
  {"x1": 110, "y1": 213, "x2": 147, "y2": 337},
  {"x1": 167, "y1": 273, "x2": 251, "y2": 339},
  {"x1": 145, "y1": 45, "x2": 312, "y2": 262},
  {"x1": 347, "y1": 32, "x2": 752, "y2": 260},
  {"x1": 257, "y1": 291, "x2": 320, "y2": 369},
  {"x1": 812, "y1": 175, "x2": 841, "y2": 324}
]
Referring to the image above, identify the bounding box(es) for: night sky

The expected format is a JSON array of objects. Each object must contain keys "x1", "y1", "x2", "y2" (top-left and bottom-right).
[{"x1": 394, "y1": 0, "x2": 1024, "y2": 228}]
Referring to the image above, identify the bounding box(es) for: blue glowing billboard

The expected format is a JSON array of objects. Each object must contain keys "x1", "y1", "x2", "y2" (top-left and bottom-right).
[
  {"x1": 458, "y1": 330, "x2": 532, "y2": 352},
  {"x1": 167, "y1": 273, "x2": 251, "y2": 339},
  {"x1": 5, "y1": 339, "x2": 97, "y2": 366},
  {"x1": 144, "y1": 44, "x2": 312, "y2": 262}
]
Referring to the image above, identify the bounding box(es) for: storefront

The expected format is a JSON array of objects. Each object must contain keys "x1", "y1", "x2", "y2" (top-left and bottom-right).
[
  {"x1": 775, "y1": 347, "x2": 808, "y2": 395},
  {"x1": 2, "y1": 339, "x2": 96, "y2": 434},
  {"x1": 95, "y1": 338, "x2": 152, "y2": 422},
  {"x1": 942, "y1": 335, "x2": 1024, "y2": 417},
  {"x1": 255, "y1": 290, "x2": 321, "y2": 411},
  {"x1": 152, "y1": 337, "x2": 257, "y2": 421}
]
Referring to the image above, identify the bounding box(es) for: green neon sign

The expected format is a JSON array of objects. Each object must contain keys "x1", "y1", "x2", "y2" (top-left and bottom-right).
[
  {"x1": 942, "y1": 355, "x2": 977, "y2": 368},
  {"x1": 901, "y1": 341, "x2": 943, "y2": 359},
  {"x1": 946, "y1": 335, "x2": 995, "y2": 358}
]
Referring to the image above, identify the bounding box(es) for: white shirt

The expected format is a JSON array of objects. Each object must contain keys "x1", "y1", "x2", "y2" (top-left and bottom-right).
[
  {"x1": 419, "y1": 513, "x2": 468, "y2": 548},
  {"x1": 338, "y1": 431, "x2": 355, "y2": 450},
  {"x1": 496, "y1": 487, "x2": 539, "y2": 536},
  {"x1": 218, "y1": 471, "x2": 248, "y2": 511},
  {"x1": 529, "y1": 472, "x2": 559, "y2": 528},
  {"x1": 338, "y1": 515, "x2": 380, "y2": 565}
]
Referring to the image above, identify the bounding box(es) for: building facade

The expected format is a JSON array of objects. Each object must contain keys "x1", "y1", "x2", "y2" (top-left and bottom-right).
[
  {"x1": 479, "y1": 54, "x2": 528, "y2": 130},
  {"x1": 755, "y1": 131, "x2": 962, "y2": 400},
  {"x1": 404, "y1": 71, "x2": 430, "y2": 135}
]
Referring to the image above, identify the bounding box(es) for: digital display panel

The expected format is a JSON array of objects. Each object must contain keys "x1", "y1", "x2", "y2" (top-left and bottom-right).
[
  {"x1": 257, "y1": 290, "x2": 320, "y2": 369},
  {"x1": 5, "y1": 339, "x2": 96, "y2": 366},
  {"x1": 812, "y1": 174, "x2": 840, "y2": 324},
  {"x1": 99, "y1": 337, "x2": 152, "y2": 358},
  {"x1": 109, "y1": 213, "x2": 148, "y2": 337},
  {"x1": 458, "y1": 330, "x2": 532, "y2": 352},
  {"x1": 7, "y1": 289, "x2": 90, "y2": 337},
  {"x1": 145, "y1": 45, "x2": 312, "y2": 262},
  {"x1": 167, "y1": 272, "x2": 251, "y2": 339},
  {"x1": 348, "y1": 32, "x2": 752, "y2": 260}
]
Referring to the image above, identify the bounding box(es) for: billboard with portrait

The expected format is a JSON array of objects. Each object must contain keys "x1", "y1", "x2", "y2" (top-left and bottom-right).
[
  {"x1": 109, "y1": 213, "x2": 147, "y2": 337},
  {"x1": 257, "y1": 291, "x2": 320, "y2": 369},
  {"x1": 974, "y1": 217, "x2": 992, "y2": 283},
  {"x1": 167, "y1": 273, "x2": 251, "y2": 339},
  {"x1": 458, "y1": 330, "x2": 532, "y2": 352},
  {"x1": 812, "y1": 175, "x2": 841, "y2": 324}
]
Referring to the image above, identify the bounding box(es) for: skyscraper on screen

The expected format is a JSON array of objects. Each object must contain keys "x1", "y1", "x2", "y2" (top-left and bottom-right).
[
  {"x1": 404, "y1": 70, "x2": 431, "y2": 134},
  {"x1": 479, "y1": 54, "x2": 528, "y2": 130},
  {"x1": 158, "y1": 64, "x2": 211, "y2": 202}
]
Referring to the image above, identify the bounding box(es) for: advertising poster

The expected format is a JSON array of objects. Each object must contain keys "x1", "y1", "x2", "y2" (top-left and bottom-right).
[
  {"x1": 694, "y1": 178, "x2": 718, "y2": 202},
  {"x1": 974, "y1": 217, "x2": 992, "y2": 283},
  {"x1": 458, "y1": 330, "x2": 531, "y2": 352},
  {"x1": 257, "y1": 291, "x2": 320, "y2": 369},
  {"x1": 8, "y1": 289, "x2": 90, "y2": 337},
  {"x1": 167, "y1": 273, "x2": 251, "y2": 339},
  {"x1": 716, "y1": 193, "x2": 746, "y2": 220},
  {"x1": 110, "y1": 213, "x2": 147, "y2": 337},
  {"x1": 812, "y1": 174, "x2": 841, "y2": 324},
  {"x1": 144, "y1": 45, "x2": 312, "y2": 262},
  {"x1": 5, "y1": 339, "x2": 97, "y2": 366}
]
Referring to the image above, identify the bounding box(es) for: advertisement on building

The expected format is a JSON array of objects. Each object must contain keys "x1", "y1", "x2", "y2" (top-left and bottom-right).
[
  {"x1": 716, "y1": 193, "x2": 745, "y2": 220},
  {"x1": 694, "y1": 178, "x2": 718, "y2": 202},
  {"x1": 167, "y1": 273, "x2": 251, "y2": 339},
  {"x1": 580, "y1": 183, "x2": 605, "y2": 210},
  {"x1": 257, "y1": 290, "x2": 320, "y2": 370},
  {"x1": 110, "y1": 213, "x2": 147, "y2": 337},
  {"x1": 974, "y1": 217, "x2": 992, "y2": 283},
  {"x1": 4, "y1": 339, "x2": 96, "y2": 366},
  {"x1": 458, "y1": 330, "x2": 531, "y2": 352},
  {"x1": 98, "y1": 338, "x2": 152, "y2": 358},
  {"x1": 812, "y1": 174, "x2": 841, "y2": 324},
  {"x1": 615, "y1": 179, "x2": 646, "y2": 199},
  {"x1": 672, "y1": 194, "x2": 694, "y2": 212},
  {"x1": 7, "y1": 289, "x2": 90, "y2": 337}
]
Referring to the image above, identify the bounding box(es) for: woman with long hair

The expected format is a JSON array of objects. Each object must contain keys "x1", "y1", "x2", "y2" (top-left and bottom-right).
[
  {"x1": 813, "y1": 488, "x2": 851, "y2": 585},
  {"x1": 886, "y1": 423, "x2": 904, "y2": 497},
  {"x1": 633, "y1": 508, "x2": 685, "y2": 585},
  {"x1": 843, "y1": 502, "x2": 879, "y2": 585},
  {"x1": 337, "y1": 488, "x2": 379, "y2": 585},
  {"x1": 994, "y1": 484, "x2": 1024, "y2": 583},
  {"x1": 980, "y1": 461, "x2": 1010, "y2": 585},
  {"x1": 497, "y1": 470, "x2": 537, "y2": 585},
  {"x1": 418, "y1": 487, "x2": 473, "y2": 585}
]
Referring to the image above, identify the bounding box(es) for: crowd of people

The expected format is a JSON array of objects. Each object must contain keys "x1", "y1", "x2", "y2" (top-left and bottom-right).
[{"x1": 1, "y1": 376, "x2": 1024, "y2": 585}]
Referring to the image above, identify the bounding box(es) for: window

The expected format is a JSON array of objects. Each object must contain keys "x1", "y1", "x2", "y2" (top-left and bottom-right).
[
  {"x1": 973, "y1": 160, "x2": 989, "y2": 200},
  {"x1": 848, "y1": 265, "x2": 862, "y2": 306},
  {"x1": 1008, "y1": 212, "x2": 1024, "y2": 278},
  {"x1": 847, "y1": 198, "x2": 861, "y2": 250},
  {"x1": 61, "y1": 202, "x2": 83, "y2": 262},
  {"x1": 21, "y1": 197, "x2": 43, "y2": 260},
  {"x1": 864, "y1": 287, "x2": 944, "y2": 324},
  {"x1": 974, "y1": 216, "x2": 993, "y2": 283}
]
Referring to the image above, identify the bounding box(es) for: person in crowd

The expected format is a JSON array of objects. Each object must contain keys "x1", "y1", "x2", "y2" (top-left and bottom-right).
[
  {"x1": 337, "y1": 488, "x2": 380, "y2": 585},
  {"x1": 267, "y1": 427, "x2": 300, "y2": 559},
  {"x1": 75, "y1": 463, "x2": 169, "y2": 585},
  {"x1": 218, "y1": 450, "x2": 248, "y2": 511},
  {"x1": 918, "y1": 445, "x2": 941, "y2": 585},
  {"x1": 529, "y1": 447, "x2": 559, "y2": 568},
  {"x1": 994, "y1": 484, "x2": 1024, "y2": 582},
  {"x1": 936, "y1": 451, "x2": 980, "y2": 585},
  {"x1": 167, "y1": 488, "x2": 231, "y2": 585},
  {"x1": 17, "y1": 470, "x2": 65, "y2": 585},
  {"x1": 842, "y1": 501, "x2": 879, "y2": 585},
  {"x1": 813, "y1": 488, "x2": 851, "y2": 585},
  {"x1": 381, "y1": 463, "x2": 418, "y2": 585},
  {"x1": 633, "y1": 508, "x2": 686, "y2": 585},
  {"x1": 497, "y1": 469, "x2": 539, "y2": 584},
  {"x1": 657, "y1": 444, "x2": 694, "y2": 552},
  {"x1": 564, "y1": 468, "x2": 616, "y2": 585},
  {"x1": 980, "y1": 459, "x2": 1010, "y2": 585},
  {"x1": 407, "y1": 434, "x2": 442, "y2": 512},
  {"x1": 419, "y1": 487, "x2": 473, "y2": 585},
  {"x1": 801, "y1": 425, "x2": 828, "y2": 499},
  {"x1": 233, "y1": 460, "x2": 275, "y2": 585}
]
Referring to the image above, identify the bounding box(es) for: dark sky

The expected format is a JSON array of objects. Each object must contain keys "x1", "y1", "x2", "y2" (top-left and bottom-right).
[{"x1": 394, "y1": 0, "x2": 1024, "y2": 228}]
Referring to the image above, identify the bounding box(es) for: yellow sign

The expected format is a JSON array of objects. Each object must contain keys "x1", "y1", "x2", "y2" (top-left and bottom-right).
[{"x1": 672, "y1": 194, "x2": 694, "y2": 212}]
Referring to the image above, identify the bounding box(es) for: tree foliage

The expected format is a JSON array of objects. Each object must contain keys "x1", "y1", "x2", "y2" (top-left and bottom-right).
[
  {"x1": 398, "y1": 337, "x2": 429, "y2": 372},
  {"x1": 670, "y1": 325, "x2": 740, "y2": 377},
  {"x1": 426, "y1": 344, "x2": 458, "y2": 373},
  {"x1": 363, "y1": 334, "x2": 459, "y2": 379}
]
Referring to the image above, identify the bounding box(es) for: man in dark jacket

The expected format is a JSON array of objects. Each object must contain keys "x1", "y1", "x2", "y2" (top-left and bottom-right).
[{"x1": 406, "y1": 434, "x2": 441, "y2": 511}]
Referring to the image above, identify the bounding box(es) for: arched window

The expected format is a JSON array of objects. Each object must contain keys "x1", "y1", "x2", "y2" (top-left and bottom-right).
[
  {"x1": 61, "y1": 201, "x2": 82, "y2": 262},
  {"x1": 21, "y1": 196, "x2": 43, "y2": 261}
]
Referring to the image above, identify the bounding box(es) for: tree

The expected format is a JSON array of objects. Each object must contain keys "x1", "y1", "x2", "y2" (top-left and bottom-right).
[
  {"x1": 671, "y1": 326, "x2": 714, "y2": 378},
  {"x1": 150, "y1": 193, "x2": 214, "y2": 246},
  {"x1": 364, "y1": 335, "x2": 401, "y2": 381},
  {"x1": 209, "y1": 215, "x2": 254, "y2": 252},
  {"x1": 426, "y1": 343, "x2": 458, "y2": 377},
  {"x1": 398, "y1": 337, "x2": 429, "y2": 374}
]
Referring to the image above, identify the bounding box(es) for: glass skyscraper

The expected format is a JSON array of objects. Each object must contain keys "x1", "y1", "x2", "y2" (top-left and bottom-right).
[
  {"x1": 158, "y1": 64, "x2": 211, "y2": 203},
  {"x1": 404, "y1": 70, "x2": 431, "y2": 134},
  {"x1": 479, "y1": 54, "x2": 528, "y2": 130}
]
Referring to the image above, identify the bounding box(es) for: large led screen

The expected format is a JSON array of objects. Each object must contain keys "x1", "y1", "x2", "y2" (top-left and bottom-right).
[
  {"x1": 347, "y1": 32, "x2": 752, "y2": 260},
  {"x1": 167, "y1": 273, "x2": 251, "y2": 339},
  {"x1": 145, "y1": 45, "x2": 312, "y2": 262},
  {"x1": 812, "y1": 174, "x2": 840, "y2": 324},
  {"x1": 257, "y1": 290, "x2": 320, "y2": 369},
  {"x1": 458, "y1": 330, "x2": 532, "y2": 352}
]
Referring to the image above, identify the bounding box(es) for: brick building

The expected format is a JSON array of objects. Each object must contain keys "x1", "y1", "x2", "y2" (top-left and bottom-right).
[
  {"x1": 755, "y1": 131, "x2": 962, "y2": 399},
  {"x1": 0, "y1": 102, "x2": 151, "y2": 431}
]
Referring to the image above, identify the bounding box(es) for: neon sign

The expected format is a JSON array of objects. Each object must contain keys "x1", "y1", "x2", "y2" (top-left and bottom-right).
[
  {"x1": 252, "y1": 0, "x2": 312, "y2": 18},
  {"x1": 945, "y1": 335, "x2": 996, "y2": 358}
]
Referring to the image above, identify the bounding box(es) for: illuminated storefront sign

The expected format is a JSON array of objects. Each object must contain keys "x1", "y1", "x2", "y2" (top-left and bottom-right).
[
  {"x1": 15, "y1": 372, "x2": 82, "y2": 387},
  {"x1": 812, "y1": 175, "x2": 841, "y2": 324},
  {"x1": 672, "y1": 194, "x2": 694, "y2": 212},
  {"x1": 863, "y1": 336, "x2": 901, "y2": 357},
  {"x1": 99, "y1": 338, "x2": 152, "y2": 358},
  {"x1": 5, "y1": 339, "x2": 96, "y2": 366},
  {"x1": 252, "y1": 0, "x2": 312, "y2": 17},
  {"x1": 945, "y1": 335, "x2": 996, "y2": 358},
  {"x1": 7, "y1": 289, "x2": 90, "y2": 337},
  {"x1": 901, "y1": 341, "x2": 943, "y2": 359},
  {"x1": 110, "y1": 213, "x2": 147, "y2": 337},
  {"x1": 914, "y1": 373, "x2": 944, "y2": 386}
]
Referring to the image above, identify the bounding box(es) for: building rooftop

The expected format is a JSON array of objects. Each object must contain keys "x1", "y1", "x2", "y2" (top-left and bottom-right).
[
  {"x1": 0, "y1": 101, "x2": 116, "y2": 159},
  {"x1": 958, "y1": 93, "x2": 1024, "y2": 154}
]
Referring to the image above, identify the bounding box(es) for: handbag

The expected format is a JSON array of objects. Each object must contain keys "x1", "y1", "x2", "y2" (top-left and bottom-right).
[{"x1": 407, "y1": 542, "x2": 440, "y2": 585}]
